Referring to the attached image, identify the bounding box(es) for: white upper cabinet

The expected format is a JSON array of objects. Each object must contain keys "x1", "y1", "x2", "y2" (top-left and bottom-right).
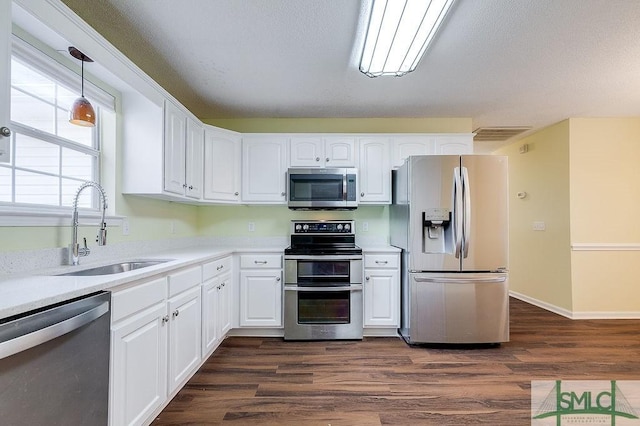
[
  {"x1": 164, "y1": 101, "x2": 188, "y2": 195},
  {"x1": 185, "y1": 117, "x2": 204, "y2": 199},
  {"x1": 242, "y1": 135, "x2": 288, "y2": 203},
  {"x1": 434, "y1": 134, "x2": 473, "y2": 155},
  {"x1": 164, "y1": 101, "x2": 203, "y2": 199},
  {"x1": 290, "y1": 136, "x2": 357, "y2": 168},
  {"x1": 391, "y1": 136, "x2": 434, "y2": 169},
  {"x1": 0, "y1": 1, "x2": 10, "y2": 163},
  {"x1": 359, "y1": 137, "x2": 391, "y2": 204},
  {"x1": 203, "y1": 126, "x2": 241, "y2": 202},
  {"x1": 391, "y1": 134, "x2": 474, "y2": 168}
]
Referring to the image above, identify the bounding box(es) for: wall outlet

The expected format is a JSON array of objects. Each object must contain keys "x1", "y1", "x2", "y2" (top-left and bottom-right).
[
  {"x1": 248, "y1": 222, "x2": 255, "y2": 232},
  {"x1": 533, "y1": 221, "x2": 546, "y2": 231},
  {"x1": 122, "y1": 219, "x2": 130, "y2": 236},
  {"x1": 362, "y1": 222, "x2": 369, "y2": 232}
]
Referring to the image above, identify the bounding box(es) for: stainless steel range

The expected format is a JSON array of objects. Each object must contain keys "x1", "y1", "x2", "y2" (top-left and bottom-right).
[{"x1": 284, "y1": 220, "x2": 363, "y2": 340}]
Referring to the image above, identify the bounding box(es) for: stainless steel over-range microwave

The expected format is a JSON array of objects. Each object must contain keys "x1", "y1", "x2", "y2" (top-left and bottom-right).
[{"x1": 287, "y1": 168, "x2": 358, "y2": 210}]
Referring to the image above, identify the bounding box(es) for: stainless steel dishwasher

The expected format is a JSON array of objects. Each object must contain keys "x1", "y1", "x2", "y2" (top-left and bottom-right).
[{"x1": 0, "y1": 291, "x2": 110, "y2": 426}]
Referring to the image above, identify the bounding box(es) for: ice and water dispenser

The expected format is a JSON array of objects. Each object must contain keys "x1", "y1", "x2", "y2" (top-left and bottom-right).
[{"x1": 422, "y1": 208, "x2": 453, "y2": 253}]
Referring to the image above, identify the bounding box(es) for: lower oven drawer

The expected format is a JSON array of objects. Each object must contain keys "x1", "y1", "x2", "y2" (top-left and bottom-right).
[{"x1": 283, "y1": 284, "x2": 363, "y2": 340}]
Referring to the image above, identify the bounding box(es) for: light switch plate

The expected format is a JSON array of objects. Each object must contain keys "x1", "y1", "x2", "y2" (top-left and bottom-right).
[{"x1": 533, "y1": 221, "x2": 546, "y2": 231}]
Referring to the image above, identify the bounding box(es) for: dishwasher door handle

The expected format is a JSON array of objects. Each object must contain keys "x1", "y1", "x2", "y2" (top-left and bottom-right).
[{"x1": 0, "y1": 301, "x2": 109, "y2": 360}]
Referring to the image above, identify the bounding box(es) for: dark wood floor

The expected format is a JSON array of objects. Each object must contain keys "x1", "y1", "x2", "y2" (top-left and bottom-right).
[{"x1": 151, "y1": 298, "x2": 640, "y2": 425}]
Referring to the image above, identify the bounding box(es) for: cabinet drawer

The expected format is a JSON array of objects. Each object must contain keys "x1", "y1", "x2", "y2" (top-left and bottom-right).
[
  {"x1": 168, "y1": 266, "x2": 202, "y2": 297},
  {"x1": 203, "y1": 256, "x2": 232, "y2": 281},
  {"x1": 240, "y1": 254, "x2": 282, "y2": 269},
  {"x1": 364, "y1": 254, "x2": 399, "y2": 269},
  {"x1": 111, "y1": 276, "x2": 167, "y2": 323}
]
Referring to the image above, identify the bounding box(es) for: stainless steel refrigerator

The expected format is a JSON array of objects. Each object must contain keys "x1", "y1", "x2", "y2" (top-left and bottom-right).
[{"x1": 391, "y1": 155, "x2": 509, "y2": 344}]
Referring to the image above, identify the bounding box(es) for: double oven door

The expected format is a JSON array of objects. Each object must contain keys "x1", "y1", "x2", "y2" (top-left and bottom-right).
[{"x1": 284, "y1": 255, "x2": 363, "y2": 340}]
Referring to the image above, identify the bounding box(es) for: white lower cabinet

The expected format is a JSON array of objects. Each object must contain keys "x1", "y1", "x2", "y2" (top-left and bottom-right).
[
  {"x1": 167, "y1": 285, "x2": 201, "y2": 393},
  {"x1": 110, "y1": 266, "x2": 203, "y2": 426},
  {"x1": 110, "y1": 277, "x2": 168, "y2": 426},
  {"x1": 239, "y1": 254, "x2": 283, "y2": 327},
  {"x1": 202, "y1": 256, "x2": 233, "y2": 357},
  {"x1": 363, "y1": 253, "x2": 400, "y2": 328}
]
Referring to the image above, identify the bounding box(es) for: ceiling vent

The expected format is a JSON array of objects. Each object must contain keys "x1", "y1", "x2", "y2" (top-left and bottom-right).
[{"x1": 473, "y1": 127, "x2": 531, "y2": 142}]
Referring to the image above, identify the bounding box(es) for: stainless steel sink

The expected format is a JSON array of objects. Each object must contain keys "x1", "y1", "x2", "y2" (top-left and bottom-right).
[{"x1": 57, "y1": 260, "x2": 173, "y2": 276}]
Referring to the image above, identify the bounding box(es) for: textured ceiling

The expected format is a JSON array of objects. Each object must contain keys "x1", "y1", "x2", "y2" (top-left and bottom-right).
[{"x1": 60, "y1": 0, "x2": 640, "y2": 147}]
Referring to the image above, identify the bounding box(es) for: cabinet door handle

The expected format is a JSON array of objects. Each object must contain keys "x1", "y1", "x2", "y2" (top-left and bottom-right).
[
  {"x1": 361, "y1": 192, "x2": 365, "y2": 197},
  {"x1": 188, "y1": 185, "x2": 193, "y2": 190},
  {"x1": 216, "y1": 265, "x2": 224, "y2": 271},
  {"x1": 254, "y1": 260, "x2": 267, "y2": 265},
  {"x1": 234, "y1": 192, "x2": 239, "y2": 196},
  {"x1": 216, "y1": 285, "x2": 221, "y2": 290},
  {"x1": 276, "y1": 277, "x2": 281, "y2": 282},
  {"x1": 172, "y1": 309, "x2": 179, "y2": 318},
  {"x1": 281, "y1": 192, "x2": 286, "y2": 196},
  {"x1": 325, "y1": 157, "x2": 330, "y2": 162},
  {"x1": 0, "y1": 127, "x2": 11, "y2": 137},
  {"x1": 375, "y1": 260, "x2": 388, "y2": 265},
  {"x1": 315, "y1": 157, "x2": 320, "y2": 162},
  {"x1": 221, "y1": 282, "x2": 226, "y2": 287},
  {"x1": 162, "y1": 315, "x2": 170, "y2": 324},
  {"x1": 366, "y1": 276, "x2": 370, "y2": 281}
]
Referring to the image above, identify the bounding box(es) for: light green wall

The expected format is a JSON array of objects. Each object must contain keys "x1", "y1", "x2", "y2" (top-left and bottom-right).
[
  {"x1": 496, "y1": 121, "x2": 573, "y2": 311},
  {"x1": 197, "y1": 205, "x2": 388, "y2": 238},
  {"x1": 203, "y1": 117, "x2": 472, "y2": 133}
]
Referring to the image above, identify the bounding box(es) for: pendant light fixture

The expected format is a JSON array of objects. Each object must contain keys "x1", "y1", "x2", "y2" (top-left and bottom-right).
[{"x1": 68, "y1": 46, "x2": 96, "y2": 127}]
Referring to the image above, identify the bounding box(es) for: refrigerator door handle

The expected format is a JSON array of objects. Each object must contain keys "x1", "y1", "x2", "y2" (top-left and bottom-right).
[
  {"x1": 414, "y1": 276, "x2": 506, "y2": 284},
  {"x1": 462, "y1": 166, "x2": 471, "y2": 258},
  {"x1": 453, "y1": 167, "x2": 463, "y2": 258}
]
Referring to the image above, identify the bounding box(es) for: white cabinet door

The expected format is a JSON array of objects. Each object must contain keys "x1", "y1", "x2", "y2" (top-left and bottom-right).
[
  {"x1": 290, "y1": 137, "x2": 323, "y2": 167},
  {"x1": 203, "y1": 127, "x2": 241, "y2": 202},
  {"x1": 434, "y1": 134, "x2": 473, "y2": 154},
  {"x1": 363, "y1": 268, "x2": 399, "y2": 327},
  {"x1": 290, "y1": 137, "x2": 357, "y2": 168},
  {"x1": 185, "y1": 117, "x2": 204, "y2": 199},
  {"x1": 110, "y1": 303, "x2": 168, "y2": 426},
  {"x1": 168, "y1": 286, "x2": 202, "y2": 393},
  {"x1": 218, "y1": 272, "x2": 233, "y2": 336},
  {"x1": 359, "y1": 137, "x2": 390, "y2": 204},
  {"x1": 201, "y1": 275, "x2": 220, "y2": 357},
  {"x1": 163, "y1": 101, "x2": 187, "y2": 195},
  {"x1": 391, "y1": 136, "x2": 433, "y2": 168},
  {"x1": 0, "y1": 1, "x2": 10, "y2": 163},
  {"x1": 240, "y1": 270, "x2": 282, "y2": 327},
  {"x1": 325, "y1": 137, "x2": 357, "y2": 167},
  {"x1": 242, "y1": 136, "x2": 288, "y2": 203}
]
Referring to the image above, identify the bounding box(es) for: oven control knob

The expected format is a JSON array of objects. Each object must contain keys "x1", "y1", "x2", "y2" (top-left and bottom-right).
[
  {"x1": 337, "y1": 224, "x2": 343, "y2": 231},
  {"x1": 344, "y1": 223, "x2": 350, "y2": 231},
  {"x1": 303, "y1": 224, "x2": 309, "y2": 231},
  {"x1": 295, "y1": 224, "x2": 302, "y2": 232}
]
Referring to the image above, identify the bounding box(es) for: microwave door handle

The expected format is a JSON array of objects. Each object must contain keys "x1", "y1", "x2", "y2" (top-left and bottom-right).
[{"x1": 343, "y1": 175, "x2": 347, "y2": 202}]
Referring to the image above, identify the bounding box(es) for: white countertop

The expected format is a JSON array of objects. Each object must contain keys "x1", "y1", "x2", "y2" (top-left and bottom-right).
[
  {"x1": 0, "y1": 243, "x2": 398, "y2": 320},
  {"x1": 0, "y1": 245, "x2": 286, "y2": 320}
]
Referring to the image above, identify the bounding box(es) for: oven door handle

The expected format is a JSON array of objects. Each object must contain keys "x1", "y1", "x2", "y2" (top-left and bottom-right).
[
  {"x1": 284, "y1": 285, "x2": 363, "y2": 292},
  {"x1": 284, "y1": 255, "x2": 363, "y2": 261}
]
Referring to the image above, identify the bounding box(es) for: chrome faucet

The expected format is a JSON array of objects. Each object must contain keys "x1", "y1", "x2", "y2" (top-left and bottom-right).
[{"x1": 69, "y1": 181, "x2": 108, "y2": 266}]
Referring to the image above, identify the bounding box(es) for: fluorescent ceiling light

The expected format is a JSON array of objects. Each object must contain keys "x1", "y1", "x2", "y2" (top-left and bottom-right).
[{"x1": 359, "y1": 0, "x2": 455, "y2": 77}]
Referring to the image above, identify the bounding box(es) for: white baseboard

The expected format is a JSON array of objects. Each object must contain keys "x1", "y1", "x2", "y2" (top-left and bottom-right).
[{"x1": 509, "y1": 291, "x2": 640, "y2": 319}]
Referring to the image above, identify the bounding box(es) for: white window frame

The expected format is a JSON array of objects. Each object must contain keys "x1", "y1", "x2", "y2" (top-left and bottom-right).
[{"x1": 0, "y1": 35, "x2": 122, "y2": 227}]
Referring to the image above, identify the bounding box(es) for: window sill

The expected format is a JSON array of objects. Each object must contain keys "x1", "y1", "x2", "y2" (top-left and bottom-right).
[{"x1": 0, "y1": 206, "x2": 126, "y2": 227}]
